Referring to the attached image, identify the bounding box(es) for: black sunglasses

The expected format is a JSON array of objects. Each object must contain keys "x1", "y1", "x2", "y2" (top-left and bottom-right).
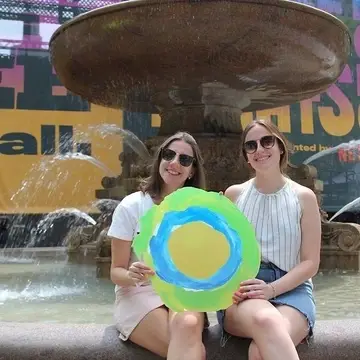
[
  {"x1": 161, "y1": 148, "x2": 195, "y2": 167},
  {"x1": 244, "y1": 135, "x2": 276, "y2": 154}
]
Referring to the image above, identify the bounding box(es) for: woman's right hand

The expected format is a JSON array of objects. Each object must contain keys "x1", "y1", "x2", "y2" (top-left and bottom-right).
[{"x1": 127, "y1": 262, "x2": 155, "y2": 284}]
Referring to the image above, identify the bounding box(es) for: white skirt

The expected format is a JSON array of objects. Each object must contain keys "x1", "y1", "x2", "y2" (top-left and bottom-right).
[{"x1": 113, "y1": 284, "x2": 164, "y2": 341}]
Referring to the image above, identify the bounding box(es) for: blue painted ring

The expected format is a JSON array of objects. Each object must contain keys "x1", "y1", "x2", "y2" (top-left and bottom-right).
[{"x1": 149, "y1": 206, "x2": 242, "y2": 290}]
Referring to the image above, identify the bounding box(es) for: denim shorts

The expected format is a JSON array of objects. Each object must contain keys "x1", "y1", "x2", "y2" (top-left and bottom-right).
[{"x1": 216, "y1": 262, "x2": 316, "y2": 346}]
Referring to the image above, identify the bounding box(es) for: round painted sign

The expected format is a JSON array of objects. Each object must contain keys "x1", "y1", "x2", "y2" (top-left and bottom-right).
[{"x1": 132, "y1": 187, "x2": 260, "y2": 312}]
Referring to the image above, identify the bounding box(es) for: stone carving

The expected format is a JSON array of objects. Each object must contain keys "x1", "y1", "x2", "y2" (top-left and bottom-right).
[
  {"x1": 95, "y1": 227, "x2": 112, "y2": 278},
  {"x1": 320, "y1": 221, "x2": 360, "y2": 271},
  {"x1": 65, "y1": 202, "x2": 115, "y2": 267},
  {"x1": 322, "y1": 222, "x2": 360, "y2": 252}
]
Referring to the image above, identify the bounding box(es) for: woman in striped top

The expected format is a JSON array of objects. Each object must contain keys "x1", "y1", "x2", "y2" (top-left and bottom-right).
[{"x1": 217, "y1": 119, "x2": 321, "y2": 360}]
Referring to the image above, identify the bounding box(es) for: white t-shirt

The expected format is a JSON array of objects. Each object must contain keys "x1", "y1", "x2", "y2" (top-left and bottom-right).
[{"x1": 107, "y1": 191, "x2": 155, "y2": 290}]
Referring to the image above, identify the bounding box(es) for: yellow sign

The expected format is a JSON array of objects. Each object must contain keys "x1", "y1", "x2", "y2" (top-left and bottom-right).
[{"x1": 0, "y1": 105, "x2": 123, "y2": 214}]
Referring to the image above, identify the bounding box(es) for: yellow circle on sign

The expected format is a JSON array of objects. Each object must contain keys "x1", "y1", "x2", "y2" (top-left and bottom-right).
[{"x1": 167, "y1": 221, "x2": 230, "y2": 279}]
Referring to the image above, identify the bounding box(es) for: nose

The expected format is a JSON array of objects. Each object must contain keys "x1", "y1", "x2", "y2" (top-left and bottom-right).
[
  {"x1": 169, "y1": 154, "x2": 180, "y2": 165},
  {"x1": 255, "y1": 139, "x2": 266, "y2": 153}
]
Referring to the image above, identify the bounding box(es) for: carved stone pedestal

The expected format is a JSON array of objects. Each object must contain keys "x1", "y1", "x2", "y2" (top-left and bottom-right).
[
  {"x1": 96, "y1": 256, "x2": 112, "y2": 278},
  {"x1": 65, "y1": 225, "x2": 97, "y2": 265},
  {"x1": 67, "y1": 245, "x2": 98, "y2": 265},
  {"x1": 321, "y1": 221, "x2": 360, "y2": 271},
  {"x1": 95, "y1": 228, "x2": 112, "y2": 278}
]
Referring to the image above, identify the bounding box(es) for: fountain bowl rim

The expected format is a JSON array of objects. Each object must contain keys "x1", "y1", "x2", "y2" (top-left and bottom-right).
[{"x1": 49, "y1": 0, "x2": 351, "y2": 47}]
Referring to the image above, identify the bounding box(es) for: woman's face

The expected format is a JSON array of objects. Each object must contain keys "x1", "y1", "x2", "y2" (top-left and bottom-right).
[
  {"x1": 159, "y1": 140, "x2": 195, "y2": 191},
  {"x1": 243, "y1": 124, "x2": 282, "y2": 173}
]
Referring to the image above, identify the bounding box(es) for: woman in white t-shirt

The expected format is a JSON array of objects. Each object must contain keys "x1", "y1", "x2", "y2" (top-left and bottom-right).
[{"x1": 107, "y1": 131, "x2": 208, "y2": 359}]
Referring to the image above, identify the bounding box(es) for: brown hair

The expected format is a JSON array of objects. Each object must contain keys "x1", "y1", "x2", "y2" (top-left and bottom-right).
[
  {"x1": 139, "y1": 131, "x2": 206, "y2": 197},
  {"x1": 241, "y1": 119, "x2": 290, "y2": 172}
]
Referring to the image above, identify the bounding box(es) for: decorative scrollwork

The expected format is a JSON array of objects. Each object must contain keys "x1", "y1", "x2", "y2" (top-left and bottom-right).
[
  {"x1": 322, "y1": 221, "x2": 360, "y2": 252},
  {"x1": 64, "y1": 226, "x2": 94, "y2": 251}
]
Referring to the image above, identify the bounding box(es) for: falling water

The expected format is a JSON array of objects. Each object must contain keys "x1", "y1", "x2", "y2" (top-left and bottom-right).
[
  {"x1": 2, "y1": 123, "x2": 148, "y2": 307},
  {"x1": 0, "y1": 283, "x2": 85, "y2": 304},
  {"x1": 301, "y1": 138, "x2": 360, "y2": 221},
  {"x1": 329, "y1": 197, "x2": 360, "y2": 221},
  {"x1": 27, "y1": 208, "x2": 96, "y2": 247},
  {"x1": 10, "y1": 150, "x2": 117, "y2": 209},
  {"x1": 40, "y1": 208, "x2": 96, "y2": 226},
  {"x1": 0, "y1": 256, "x2": 35, "y2": 264},
  {"x1": 303, "y1": 139, "x2": 360, "y2": 164},
  {"x1": 11, "y1": 157, "x2": 61, "y2": 204},
  {"x1": 53, "y1": 152, "x2": 117, "y2": 177},
  {"x1": 10, "y1": 125, "x2": 147, "y2": 207},
  {"x1": 90, "y1": 124, "x2": 151, "y2": 160}
]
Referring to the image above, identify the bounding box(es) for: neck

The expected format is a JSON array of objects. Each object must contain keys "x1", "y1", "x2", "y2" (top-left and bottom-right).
[
  {"x1": 254, "y1": 169, "x2": 286, "y2": 194},
  {"x1": 157, "y1": 184, "x2": 177, "y2": 203}
]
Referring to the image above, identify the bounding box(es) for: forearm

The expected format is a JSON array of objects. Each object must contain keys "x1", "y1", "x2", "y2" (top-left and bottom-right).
[
  {"x1": 110, "y1": 266, "x2": 136, "y2": 287},
  {"x1": 271, "y1": 260, "x2": 319, "y2": 297}
]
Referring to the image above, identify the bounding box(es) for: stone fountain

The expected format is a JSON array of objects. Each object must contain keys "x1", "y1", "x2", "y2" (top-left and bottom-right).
[
  {"x1": 2, "y1": 2, "x2": 360, "y2": 360},
  {"x1": 49, "y1": 0, "x2": 360, "y2": 277}
]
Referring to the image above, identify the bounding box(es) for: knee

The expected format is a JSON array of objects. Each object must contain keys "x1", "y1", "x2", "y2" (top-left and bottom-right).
[
  {"x1": 171, "y1": 313, "x2": 203, "y2": 339},
  {"x1": 252, "y1": 309, "x2": 284, "y2": 333}
]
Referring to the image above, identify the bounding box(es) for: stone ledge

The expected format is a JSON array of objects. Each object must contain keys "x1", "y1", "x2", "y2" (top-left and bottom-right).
[{"x1": 1, "y1": 320, "x2": 360, "y2": 360}]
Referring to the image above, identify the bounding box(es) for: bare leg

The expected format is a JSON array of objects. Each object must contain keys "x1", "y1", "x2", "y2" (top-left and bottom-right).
[
  {"x1": 224, "y1": 299, "x2": 299, "y2": 360},
  {"x1": 277, "y1": 305, "x2": 310, "y2": 344},
  {"x1": 167, "y1": 311, "x2": 206, "y2": 360},
  {"x1": 248, "y1": 341, "x2": 262, "y2": 360},
  {"x1": 246, "y1": 304, "x2": 310, "y2": 360},
  {"x1": 129, "y1": 306, "x2": 170, "y2": 358}
]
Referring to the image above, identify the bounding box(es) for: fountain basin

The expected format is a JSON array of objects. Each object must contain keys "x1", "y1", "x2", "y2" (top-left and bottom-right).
[
  {"x1": 1, "y1": 250, "x2": 360, "y2": 323},
  {"x1": 1, "y1": 250, "x2": 360, "y2": 359},
  {"x1": 1, "y1": 320, "x2": 360, "y2": 360},
  {"x1": 49, "y1": 0, "x2": 351, "y2": 116},
  {"x1": 0, "y1": 254, "x2": 113, "y2": 324}
]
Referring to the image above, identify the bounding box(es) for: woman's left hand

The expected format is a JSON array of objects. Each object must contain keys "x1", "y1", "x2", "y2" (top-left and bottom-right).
[{"x1": 233, "y1": 279, "x2": 274, "y2": 302}]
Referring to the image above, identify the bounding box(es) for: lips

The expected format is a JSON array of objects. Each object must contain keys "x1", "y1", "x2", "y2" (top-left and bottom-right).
[
  {"x1": 254, "y1": 155, "x2": 271, "y2": 162},
  {"x1": 166, "y1": 169, "x2": 181, "y2": 176}
]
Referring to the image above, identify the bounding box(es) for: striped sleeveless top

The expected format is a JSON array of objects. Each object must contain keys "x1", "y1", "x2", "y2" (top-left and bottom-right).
[{"x1": 236, "y1": 178, "x2": 302, "y2": 272}]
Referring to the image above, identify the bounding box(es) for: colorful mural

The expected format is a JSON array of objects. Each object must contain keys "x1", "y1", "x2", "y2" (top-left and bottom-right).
[
  {"x1": 1, "y1": 0, "x2": 360, "y2": 213},
  {"x1": 0, "y1": 1, "x2": 125, "y2": 214}
]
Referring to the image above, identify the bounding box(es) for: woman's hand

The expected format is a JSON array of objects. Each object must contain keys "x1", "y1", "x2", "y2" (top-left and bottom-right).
[
  {"x1": 233, "y1": 279, "x2": 275, "y2": 303},
  {"x1": 127, "y1": 262, "x2": 155, "y2": 284}
]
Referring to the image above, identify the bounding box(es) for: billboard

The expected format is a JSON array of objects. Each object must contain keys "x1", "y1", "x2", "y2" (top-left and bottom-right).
[
  {"x1": 0, "y1": 1, "x2": 124, "y2": 214},
  {"x1": 1, "y1": 0, "x2": 360, "y2": 213}
]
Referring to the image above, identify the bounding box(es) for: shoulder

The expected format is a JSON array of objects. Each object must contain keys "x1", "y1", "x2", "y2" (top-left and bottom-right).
[
  {"x1": 108, "y1": 192, "x2": 151, "y2": 240},
  {"x1": 112, "y1": 191, "x2": 148, "y2": 219},
  {"x1": 118, "y1": 191, "x2": 148, "y2": 209},
  {"x1": 224, "y1": 180, "x2": 252, "y2": 203},
  {"x1": 288, "y1": 180, "x2": 318, "y2": 211}
]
